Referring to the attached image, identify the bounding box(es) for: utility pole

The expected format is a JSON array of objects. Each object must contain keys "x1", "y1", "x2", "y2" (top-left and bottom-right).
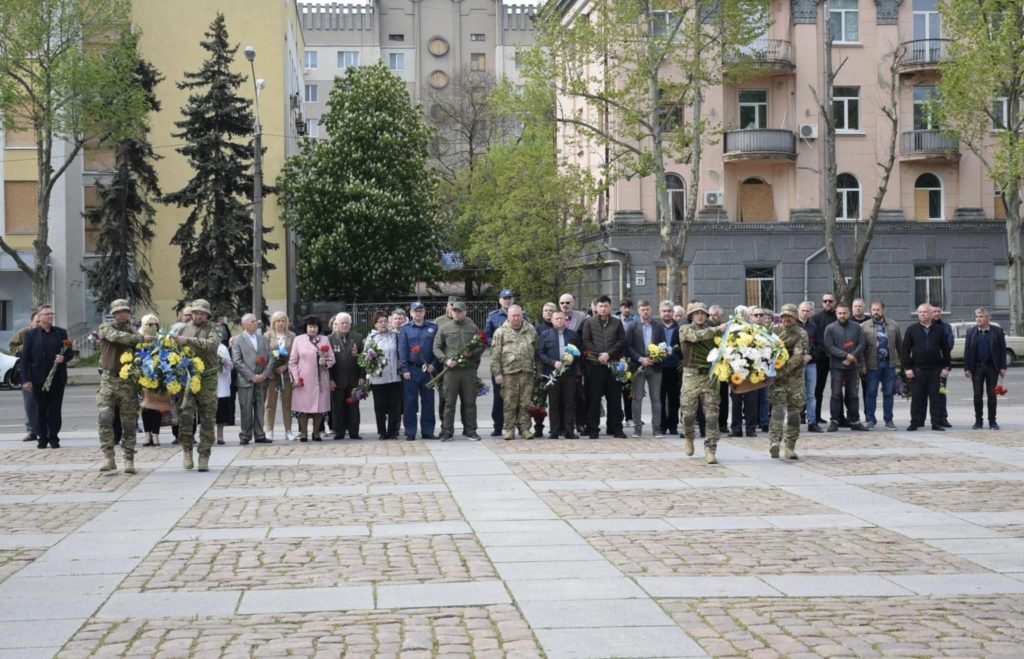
[{"x1": 245, "y1": 45, "x2": 265, "y2": 323}]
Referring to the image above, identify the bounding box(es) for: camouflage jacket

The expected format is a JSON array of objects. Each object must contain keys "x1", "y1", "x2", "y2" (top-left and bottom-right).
[
  {"x1": 179, "y1": 321, "x2": 222, "y2": 378},
  {"x1": 772, "y1": 323, "x2": 808, "y2": 380},
  {"x1": 491, "y1": 320, "x2": 539, "y2": 376},
  {"x1": 99, "y1": 322, "x2": 141, "y2": 371}
]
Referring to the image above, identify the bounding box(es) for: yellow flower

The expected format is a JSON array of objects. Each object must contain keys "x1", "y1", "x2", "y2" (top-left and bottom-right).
[
  {"x1": 714, "y1": 336, "x2": 722, "y2": 346},
  {"x1": 193, "y1": 357, "x2": 205, "y2": 373},
  {"x1": 168, "y1": 353, "x2": 182, "y2": 366},
  {"x1": 119, "y1": 351, "x2": 133, "y2": 364},
  {"x1": 730, "y1": 373, "x2": 744, "y2": 385},
  {"x1": 191, "y1": 377, "x2": 202, "y2": 394},
  {"x1": 119, "y1": 364, "x2": 131, "y2": 380},
  {"x1": 182, "y1": 347, "x2": 193, "y2": 357},
  {"x1": 775, "y1": 359, "x2": 785, "y2": 369},
  {"x1": 162, "y1": 337, "x2": 174, "y2": 349},
  {"x1": 166, "y1": 381, "x2": 182, "y2": 395},
  {"x1": 138, "y1": 376, "x2": 152, "y2": 389},
  {"x1": 152, "y1": 355, "x2": 160, "y2": 365},
  {"x1": 737, "y1": 334, "x2": 753, "y2": 347},
  {"x1": 751, "y1": 373, "x2": 764, "y2": 384}
]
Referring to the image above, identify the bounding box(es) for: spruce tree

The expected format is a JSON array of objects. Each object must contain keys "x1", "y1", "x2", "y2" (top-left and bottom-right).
[
  {"x1": 165, "y1": 13, "x2": 275, "y2": 317},
  {"x1": 278, "y1": 62, "x2": 442, "y2": 301},
  {"x1": 84, "y1": 33, "x2": 162, "y2": 313}
]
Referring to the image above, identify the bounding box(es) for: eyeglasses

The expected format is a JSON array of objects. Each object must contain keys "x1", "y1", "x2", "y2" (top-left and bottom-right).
[
  {"x1": 822, "y1": 299, "x2": 835, "y2": 304},
  {"x1": 559, "y1": 301, "x2": 572, "y2": 305}
]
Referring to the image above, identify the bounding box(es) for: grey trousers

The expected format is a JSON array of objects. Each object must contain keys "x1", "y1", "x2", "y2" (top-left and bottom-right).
[
  {"x1": 631, "y1": 368, "x2": 662, "y2": 433},
  {"x1": 23, "y1": 387, "x2": 37, "y2": 433},
  {"x1": 237, "y1": 383, "x2": 268, "y2": 441}
]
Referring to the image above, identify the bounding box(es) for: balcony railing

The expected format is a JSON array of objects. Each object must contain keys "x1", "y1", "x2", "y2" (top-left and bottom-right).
[
  {"x1": 899, "y1": 39, "x2": 951, "y2": 69},
  {"x1": 728, "y1": 38, "x2": 794, "y2": 69},
  {"x1": 901, "y1": 130, "x2": 959, "y2": 158},
  {"x1": 724, "y1": 129, "x2": 797, "y2": 160}
]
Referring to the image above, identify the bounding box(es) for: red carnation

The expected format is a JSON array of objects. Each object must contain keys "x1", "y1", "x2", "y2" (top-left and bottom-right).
[
  {"x1": 298, "y1": 377, "x2": 305, "y2": 386},
  {"x1": 62, "y1": 339, "x2": 73, "y2": 348},
  {"x1": 320, "y1": 344, "x2": 330, "y2": 353},
  {"x1": 345, "y1": 397, "x2": 354, "y2": 405},
  {"x1": 255, "y1": 356, "x2": 268, "y2": 368},
  {"x1": 843, "y1": 341, "x2": 854, "y2": 350},
  {"x1": 993, "y1": 385, "x2": 1008, "y2": 396},
  {"x1": 412, "y1": 345, "x2": 422, "y2": 354}
]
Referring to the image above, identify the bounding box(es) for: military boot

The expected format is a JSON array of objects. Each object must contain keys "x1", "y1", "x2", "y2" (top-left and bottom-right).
[
  {"x1": 684, "y1": 437, "x2": 694, "y2": 456},
  {"x1": 99, "y1": 453, "x2": 116, "y2": 473},
  {"x1": 784, "y1": 443, "x2": 799, "y2": 460},
  {"x1": 769, "y1": 442, "x2": 780, "y2": 459},
  {"x1": 123, "y1": 457, "x2": 136, "y2": 474},
  {"x1": 182, "y1": 448, "x2": 194, "y2": 470},
  {"x1": 197, "y1": 454, "x2": 210, "y2": 472},
  {"x1": 705, "y1": 447, "x2": 718, "y2": 465}
]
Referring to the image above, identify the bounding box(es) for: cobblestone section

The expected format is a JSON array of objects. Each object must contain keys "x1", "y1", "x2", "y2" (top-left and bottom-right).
[
  {"x1": 212, "y1": 463, "x2": 444, "y2": 489},
  {"x1": 0, "y1": 502, "x2": 109, "y2": 533},
  {"x1": 0, "y1": 548, "x2": 44, "y2": 585},
  {"x1": 57, "y1": 605, "x2": 543, "y2": 658},
  {"x1": 661, "y1": 596, "x2": 1024, "y2": 657},
  {"x1": 509, "y1": 459, "x2": 744, "y2": 481},
  {"x1": 0, "y1": 469, "x2": 141, "y2": 495},
  {"x1": 723, "y1": 434, "x2": 922, "y2": 451},
  {"x1": 178, "y1": 492, "x2": 464, "y2": 529},
  {"x1": 0, "y1": 446, "x2": 168, "y2": 465},
  {"x1": 945, "y1": 430, "x2": 1024, "y2": 448},
  {"x1": 538, "y1": 488, "x2": 829, "y2": 518},
  {"x1": 992, "y1": 525, "x2": 1024, "y2": 537},
  {"x1": 586, "y1": 528, "x2": 979, "y2": 576},
  {"x1": 487, "y1": 438, "x2": 678, "y2": 454},
  {"x1": 797, "y1": 454, "x2": 1016, "y2": 477},
  {"x1": 120, "y1": 535, "x2": 496, "y2": 592},
  {"x1": 239, "y1": 441, "x2": 430, "y2": 460},
  {"x1": 866, "y1": 481, "x2": 1024, "y2": 512}
]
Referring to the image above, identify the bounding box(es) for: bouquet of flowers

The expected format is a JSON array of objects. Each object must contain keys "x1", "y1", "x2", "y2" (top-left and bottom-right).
[
  {"x1": 119, "y1": 333, "x2": 206, "y2": 404},
  {"x1": 585, "y1": 352, "x2": 634, "y2": 392},
  {"x1": 475, "y1": 377, "x2": 491, "y2": 397},
  {"x1": 318, "y1": 342, "x2": 331, "y2": 386},
  {"x1": 42, "y1": 338, "x2": 74, "y2": 391},
  {"x1": 346, "y1": 383, "x2": 371, "y2": 406},
  {"x1": 358, "y1": 339, "x2": 388, "y2": 377},
  {"x1": 427, "y1": 330, "x2": 489, "y2": 389},
  {"x1": 707, "y1": 317, "x2": 788, "y2": 392},
  {"x1": 543, "y1": 344, "x2": 581, "y2": 390},
  {"x1": 630, "y1": 342, "x2": 672, "y2": 398},
  {"x1": 895, "y1": 367, "x2": 912, "y2": 399},
  {"x1": 994, "y1": 378, "x2": 1008, "y2": 396},
  {"x1": 271, "y1": 346, "x2": 289, "y2": 388}
]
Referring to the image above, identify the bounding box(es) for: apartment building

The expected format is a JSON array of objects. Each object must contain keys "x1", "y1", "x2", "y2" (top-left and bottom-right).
[{"x1": 564, "y1": 0, "x2": 1008, "y2": 323}]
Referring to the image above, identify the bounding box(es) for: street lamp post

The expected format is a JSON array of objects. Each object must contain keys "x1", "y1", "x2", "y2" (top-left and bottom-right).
[{"x1": 244, "y1": 45, "x2": 265, "y2": 322}]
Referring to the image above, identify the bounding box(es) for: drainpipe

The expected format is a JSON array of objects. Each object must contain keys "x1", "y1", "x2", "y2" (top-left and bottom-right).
[
  {"x1": 605, "y1": 244, "x2": 629, "y2": 300},
  {"x1": 589, "y1": 259, "x2": 625, "y2": 301},
  {"x1": 804, "y1": 245, "x2": 826, "y2": 301}
]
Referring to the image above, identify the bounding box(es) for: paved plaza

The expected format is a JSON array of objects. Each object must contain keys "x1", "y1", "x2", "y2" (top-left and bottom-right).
[{"x1": 1, "y1": 373, "x2": 1024, "y2": 658}]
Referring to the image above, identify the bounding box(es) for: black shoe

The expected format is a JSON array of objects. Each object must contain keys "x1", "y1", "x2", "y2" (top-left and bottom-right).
[
  {"x1": 422, "y1": 434, "x2": 435, "y2": 440},
  {"x1": 465, "y1": 432, "x2": 482, "y2": 441},
  {"x1": 564, "y1": 433, "x2": 577, "y2": 439},
  {"x1": 312, "y1": 436, "x2": 323, "y2": 442},
  {"x1": 439, "y1": 432, "x2": 454, "y2": 442},
  {"x1": 490, "y1": 429, "x2": 503, "y2": 437},
  {"x1": 838, "y1": 419, "x2": 850, "y2": 428},
  {"x1": 299, "y1": 436, "x2": 309, "y2": 442},
  {"x1": 254, "y1": 438, "x2": 272, "y2": 444},
  {"x1": 729, "y1": 430, "x2": 743, "y2": 438},
  {"x1": 827, "y1": 422, "x2": 839, "y2": 432},
  {"x1": 906, "y1": 425, "x2": 918, "y2": 431},
  {"x1": 171, "y1": 439, "x2": 180, "y2": 445},
  {"x1": 700, "y1": 432, "x2": 706, "y2": 439},
  {"x1": 760, "y1": 425, "x2": 769, "y2": 432},
  {"x1": 48, "y1": 437, "x2": 60, "y2": 448},
  {"x1": 612, "y1": 432, "x2": 627, "y2": 439},
  {"x1": 719, "y1": 425, "x2": 729, "y2": 433},
  {"x1": 990, "y1": 422, "x2": 1001, "y2": 430},
  {"x1": 22, "y1": 432, "x2": 36, "y2": 442},
  {"x1": 405, "y1": 435, "x2": 416, "y2": 441},
  {"x1": 930, "y1": 424, "x2": 945, "y2": 431},
  {"x1": 807, "y1": 423, "x2": 823, "y2": 433},
  {"x1": 549, "y1": 433, "x2": 559, "y2": 439},
  {"x1": 589, "y1": 433, "x2": 599, "y2": 439},
  {"x1": 36, "y1": 441, "x2": 47, "y2": 449},
  {"x1": 940, "y1": 420, "x2": 952, "y2": 428},
  {"x1": 849, "y1": 422, "x2": 868, "y2": 431},
  {"x1": 240, "y1": 439, "x2": 251, "y2": 445},
  {"x1": 972, "y1": 421, "x2": 984, "y2": 430},
  {"x1": 351, "y1": 434, "x2": 363, "y2": 440},
  {"x1": 216, "y1": 439, "x2": 225, "y2": 445},
  {"x1": 746, "y1": 430, "x2": 758, "y2": 438}
]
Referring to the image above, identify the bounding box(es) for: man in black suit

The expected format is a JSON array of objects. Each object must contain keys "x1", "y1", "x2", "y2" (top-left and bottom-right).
[
  {"x1": 625, "y1": 299, "x2": 667, "y2": 437},
  {"x1": 964, "y1": 307, "x2": 1007, "y2": 430},
  {"x1": 931, "y1": 305, "x2": 955, "y2": 428},
  {"x1": 19, "y1": 305, "x2": 69, "y2": 448},
  {"x1": 901, "y1": 303, "x2": 952, "y2": 431},
  {"x1": 538, "y1": 311, "x2": 581, "y2": 438},
  {"x1": 582, "y1": 295, "x2": 627, "y2": 438}
]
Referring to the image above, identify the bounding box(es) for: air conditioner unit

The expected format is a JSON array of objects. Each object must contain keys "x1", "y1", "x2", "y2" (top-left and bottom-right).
[
  {"x1": 799, "y1": 123, "x2": 818, "y2": 139},
  {"x1": 296, "y1": 115, "x2": 307, "y2": 136},
  {"x1": 290, "y1": 93, "x2": 300, "y2": 110},
  {"x1": 704, "y1": 191, "x2": 724, "y2": 207}
]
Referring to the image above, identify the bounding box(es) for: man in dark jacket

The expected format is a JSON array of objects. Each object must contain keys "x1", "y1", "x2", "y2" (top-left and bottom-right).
[
  {"x1": 931, "y1": 305, "x2": 955, "y2": 428},
  {"x1": 625, "y1": 299, "x2": 667, "y2": 436},
  {"x1": 902, "y1": 303, "x2": 952, "y2": 431},
  {"x1": 798, "y1": 302, "x2": 823, "y2": 432},
  {"x1": 582, "y1": 295, "x2": 627, "y2": 438},
  {"x1": 823, "y1": 304, "x2": 868, "y2": 431},
  {"x1": 964, "y1": 307, "x2": 1007, "y2": 430},
  {"x1": 658, "y1": 301, "x2": 682, "y2": 435},
  {"x1": 19, "y1": 305, "x2": 69, "y2": 448},
  {"x1": 813, "y1": 293, "x2": 840, "y2": 425},
  {"x1": 329, "y1": 312, "x2": 365, "y2": 439},
  {"x1": 538, "y1": 311, "x2": 581, "y2": 438}
]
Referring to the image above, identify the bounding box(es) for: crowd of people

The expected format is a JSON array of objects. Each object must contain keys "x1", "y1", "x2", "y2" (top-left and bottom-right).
[{"x1": 6, "y1": 289, "x2": 1008, "y2": 471}]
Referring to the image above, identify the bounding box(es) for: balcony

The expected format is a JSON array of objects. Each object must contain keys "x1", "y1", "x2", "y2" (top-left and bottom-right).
[
  {"x1": 727, "y1": 39, "x2": 794, "y2": 72},
  {"x1": 900, "y1": 130, "x2": 960, "y2": 160},
  {"x1": 898, "y1": 39, "x2": 951, "y2": 72},
  {"x1": 723, "y1": 129, "x2": 797, "y2": 162}
]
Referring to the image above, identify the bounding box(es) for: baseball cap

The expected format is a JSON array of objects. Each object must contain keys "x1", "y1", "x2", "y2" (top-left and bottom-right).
[
  {"x1": 410, "y1": 301, "x2": 425, "y2": 311},
  {"x1": 499, "y1": 289, "x2": 514, "y2": 298},
  {"x1": 452, "y1": 301, "x2": 467, "y2": 312}
]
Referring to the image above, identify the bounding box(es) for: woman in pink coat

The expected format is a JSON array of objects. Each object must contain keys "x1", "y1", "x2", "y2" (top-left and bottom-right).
[{"x1": 288, "y1": 315, "x2": 336, "y2": 441}]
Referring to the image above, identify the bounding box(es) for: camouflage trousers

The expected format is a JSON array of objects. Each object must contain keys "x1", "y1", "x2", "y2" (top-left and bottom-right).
[
  {"x1": 501, "y1": 371, "x2": 534, "y2": 436},
  {"x1": 681, "y1": 368, "x2": 720, "y2": 449},
  {"x1": 98, "y1": 373, "x2": 138, "y2": 459},
  {"x1": 768, "y1": 374, "x2": 806, "y2": 447},
  {"x1": 178, "y1": 376, "x2": 218, "y2": 457}
]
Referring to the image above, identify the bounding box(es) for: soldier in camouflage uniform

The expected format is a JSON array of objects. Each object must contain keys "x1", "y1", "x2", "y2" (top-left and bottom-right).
[
  {"x1": 490, "y1": 305, "x2": 540, "y2": 440},
  {"x1": 769, "y1": 304, "x2": 809, "y2": 460},
  {"x1": 679, "y1": 302, "x2": 726, "y2": 464},
  {"x1": 175, "y1": 299, "x2": 222, "y2": 471},
  {"x1": 97, "y1": 300, "x2": 143, "y2": 474}
]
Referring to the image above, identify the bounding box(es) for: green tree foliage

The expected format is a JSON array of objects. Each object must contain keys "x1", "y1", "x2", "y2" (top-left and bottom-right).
[
  {"x1": 457, "y1": 121, "x2": 595, "y2": 319},
  {"x1": 84, "y1": 34, "x2": 162, "y2": 313},
  {"x1": 0, "y1": 0, "x2": 147, "y2": 308},
  {"x1": 937, "y1": 0, "x2": 1024, "y2": 333},
  {"x1": 164, "y1": 13, "x2": 275, "y2": 318},
  {"x1": 278, "y1": 62, "x2": 442, "y2": 302}
]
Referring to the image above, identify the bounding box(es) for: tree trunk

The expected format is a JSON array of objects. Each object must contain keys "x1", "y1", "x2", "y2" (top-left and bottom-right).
[
  {"x1": 32, "y1": 142, "x2": 53, "y2": 310},
  {"x1": 1006, "y1": 190, "x2": 1024, "y2": 336}
]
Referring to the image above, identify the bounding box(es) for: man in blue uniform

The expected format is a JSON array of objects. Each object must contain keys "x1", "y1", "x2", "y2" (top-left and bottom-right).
[{"x1": 399, "y1": 301, "x2": 440, "y2": 441}]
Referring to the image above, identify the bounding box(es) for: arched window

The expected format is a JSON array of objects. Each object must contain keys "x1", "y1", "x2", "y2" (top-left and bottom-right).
[
  {"x1": 836, "y1": 173, "x2": 860, "y2": 220},
  {"x1": 666, "y1": 174, "x2": 686, "y2": 222},
  {"x1": 915, "y1": 173, "x2": 943, "y2": 220}
]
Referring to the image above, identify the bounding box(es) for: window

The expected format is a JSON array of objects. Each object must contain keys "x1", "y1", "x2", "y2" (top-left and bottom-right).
[
  {"x1": 306, "y1": 118, "x2": 319, "y2": 139},
  {"x1": 666, "y1": 174, "x2": 686, "y2": 223},
  {"x1": 656, "y1": 266, "x2": 688, "y2": 305},
  {"x1": 995, "y1": 187, "x2": 1008, "y2": 219},
  {"x1": 745, "y1": 267, "x2": 775, "y2": 310},
  {"x1": 912, "y1": 0, "x2": 940, "y2": 40},
  {"x1": 834, "y1": 86, "x2": 860, "y2": 132},
  {"x1": 739, "y1": 89, "x2": 767, "y2": 129},
  {"x1": 470, "y1": 53, "x2": 486, "y2": 71},
  {"x1": 913, "y1": 86, "x2": 938, "y2": 130},
  {"x1": 514, "y1": 51, "x2": 523, "y2": 70},
  {"x1": 994, "y1": 264, "x2": 1009, "y2": 307},
  {"x1": 915, "y1": 173, "x2": 943, "y2": 220},
  {"x1": 428, "y1": 37, "x2": 448, "y2": 57},
  {"x1": 337, "y1": 51, "x2": 360, "y2": 68},
  {"x1": 388, "y1": 34, "x2": 404, "y2": 41},
  {"x1": 4, "y1": 125, "x2": 34, "y2": 148},
  {"x1": 658, "y1": 87, "x2": 683, "y2": 131},
  {"x1": 836, "y1": 173, "x2": 861, "y2": 220},
  {"x1": 470, "y1": 33, "x2": 485, "y2": 41},
  {"x1": 84, "y1": 185, "x2": 101, "y2": 253},
  {"x1": 304, "y1": 84, "x2": 318, "y2": 103},
  {"x1": 914, "y1": 264, "x2": 944, "y2": 307},
  {"x1": 388, "y1": 52, "x2": 405, "y2": 72},
  {"x1": 304, "y1": 50, "x2": 318, "y2": 69},
  {"x1": 429, "y1": 70, "x2": 449, "y2": 89},
  {"x1": 0, "y1": 300, "x2": 11, "y2": 332},
  {"x1": 3, "y1": 181, "x2": 39, "y2": 233},
  {"x1": 994, "y1": 96, "x2": 1009, "y2": 130},
  {"x1": 829, "y1": 0, "x2": 859, "y2": 43}
]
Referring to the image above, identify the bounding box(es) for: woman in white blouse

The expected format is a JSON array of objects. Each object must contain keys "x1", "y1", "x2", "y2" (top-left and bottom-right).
[{"x1": 365, "y1": 310, "x2": 402, "y2": 439}]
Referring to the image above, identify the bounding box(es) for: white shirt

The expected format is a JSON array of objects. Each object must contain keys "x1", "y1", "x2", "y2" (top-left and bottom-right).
[{"x1": 216, "y1": 343, "x2": 233, "y2": 398}]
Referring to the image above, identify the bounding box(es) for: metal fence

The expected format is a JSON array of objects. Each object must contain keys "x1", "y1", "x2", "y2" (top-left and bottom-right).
[{"x1": 301, "y1": 301, "x2": 498, "y2": 334}]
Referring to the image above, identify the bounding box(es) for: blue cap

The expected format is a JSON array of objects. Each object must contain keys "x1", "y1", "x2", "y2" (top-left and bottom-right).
[
  {"x1": 410, "y1": 301, "x2": 425, "y2": 311},
  {"x1": 499, "y1": 289, "x2": 514, "y2": 298}
]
